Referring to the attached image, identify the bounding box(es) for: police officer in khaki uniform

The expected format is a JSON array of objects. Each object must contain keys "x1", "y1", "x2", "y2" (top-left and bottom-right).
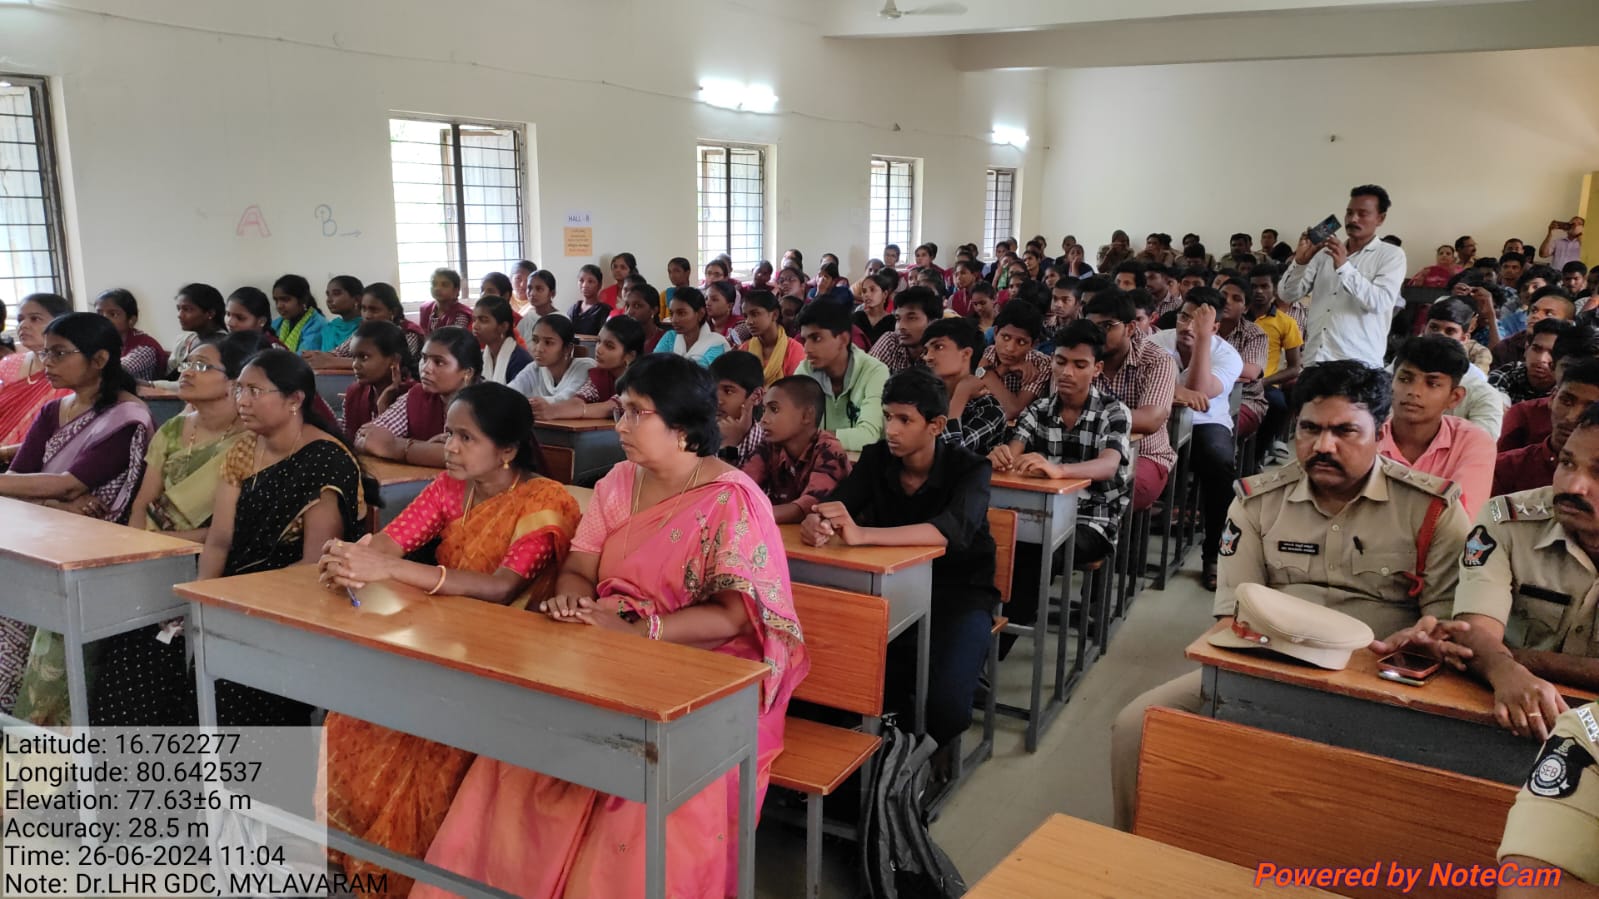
[
  {"x1": 1110, "y1": 360, "x2": 1472, "y2": 831},
  {"x1": 1453, "y1": 405, "x2": 1599, "y2": 743},
  {"x1": 1496, "y1": 702, "x2": 1599, "y2": 894}
]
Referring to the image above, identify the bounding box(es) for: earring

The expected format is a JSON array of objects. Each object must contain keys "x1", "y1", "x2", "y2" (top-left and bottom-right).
[
  {"x1": 502, "y1": 458, "x2": 511, "y2": 469},
  {"x1": 678, "y1": 435, "x2": 687, "y2": 452}
]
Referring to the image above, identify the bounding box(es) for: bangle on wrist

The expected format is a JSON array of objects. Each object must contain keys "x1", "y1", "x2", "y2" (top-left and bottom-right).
[
  {"x1": 426, "y1": 564, "x2": 448, "y2": 595},
  {"x1": 646, "y1": 614, "x2": 663, "y2": 641}
]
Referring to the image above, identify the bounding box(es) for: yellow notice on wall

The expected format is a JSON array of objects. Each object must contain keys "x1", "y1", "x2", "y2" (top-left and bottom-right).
[{"x1": 563, "y1": 226, "x2": 593, "y2": 257}]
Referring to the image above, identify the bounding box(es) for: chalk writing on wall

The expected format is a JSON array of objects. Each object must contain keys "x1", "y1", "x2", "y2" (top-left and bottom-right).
[
  {"x1": 236, "y1": 205, "x2": 270, "y2": 238},
  {"x1": 315, "y1": 204, "x2": 361, "y2": 238}
]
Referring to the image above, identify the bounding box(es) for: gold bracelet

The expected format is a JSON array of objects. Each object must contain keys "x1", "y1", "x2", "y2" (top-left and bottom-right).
[{"x1": 427, "y1": 564, "x2": 447, "y2": 595}]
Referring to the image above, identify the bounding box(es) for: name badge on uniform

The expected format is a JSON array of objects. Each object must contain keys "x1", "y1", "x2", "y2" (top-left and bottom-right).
[
  {"x1": 1519, "y1": 585, "x2": 1573, "y2": 606},
  {"x1": 1277, "y1": 541, "x2": 1319, "y2": 555}
]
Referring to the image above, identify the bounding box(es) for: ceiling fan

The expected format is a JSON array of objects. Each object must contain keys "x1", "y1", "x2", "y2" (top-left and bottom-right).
[{"x1": 879, "y1": 0, "x2": 968, "y2": 19}]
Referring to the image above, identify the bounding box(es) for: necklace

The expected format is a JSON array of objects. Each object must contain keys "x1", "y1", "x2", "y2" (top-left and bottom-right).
[
  {"x1": 186, "y1": 412, "x2": 243, "y2": 451},
  {"x1": 463, "y1": 471, "x2": 521, "y2": 526},
  {"x1": 21, "y1": 353, "x2": 43, "y2": 385},
  {"x1": 622, "y1": 456, "x2": 705, "y2": 554},
  {"x1": 251, "y1": 421, "x2": 306, "y2": 482}
]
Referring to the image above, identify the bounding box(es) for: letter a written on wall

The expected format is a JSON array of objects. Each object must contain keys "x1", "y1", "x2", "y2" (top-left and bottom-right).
[{"x1": 236, "y1": 205, "x2": 271, "y2": 238}]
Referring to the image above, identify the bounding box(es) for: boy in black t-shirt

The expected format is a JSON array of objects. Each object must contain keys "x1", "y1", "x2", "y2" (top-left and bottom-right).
[{"x1": 802, "y1": 368, "x2": 997, "y2": 746}]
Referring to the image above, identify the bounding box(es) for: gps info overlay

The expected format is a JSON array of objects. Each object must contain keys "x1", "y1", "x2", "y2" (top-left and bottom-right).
[{"x1": 3, "y1": 727, "x2": 329, "y2": 898}]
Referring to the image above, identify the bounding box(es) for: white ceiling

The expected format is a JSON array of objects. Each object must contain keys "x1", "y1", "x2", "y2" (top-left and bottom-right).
[{"x1": 820, "y1": 0, "x2": 1527, "y2": 39}]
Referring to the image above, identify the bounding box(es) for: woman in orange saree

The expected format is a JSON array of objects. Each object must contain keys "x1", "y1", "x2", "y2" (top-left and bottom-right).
[
  {"x1": 316, "y1": 383, "x2": 582, "y2": 898},
  {"x1": 413, "y1": 354, "x2": 807, "y2": 899}
]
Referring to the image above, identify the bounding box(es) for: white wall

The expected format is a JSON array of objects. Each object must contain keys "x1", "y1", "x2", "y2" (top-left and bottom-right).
[
  {"x1": 1041, "y1": 48, "x2": 1599, "y2": 271},
  {"x1": 0, "y1": 0, "x2": 1047, "y2": 343}
]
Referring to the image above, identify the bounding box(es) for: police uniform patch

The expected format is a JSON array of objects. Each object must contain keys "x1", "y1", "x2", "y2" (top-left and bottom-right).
[
  {"x1": 1461, "y1": 525, "x2": 1497, "y2": 568},
  {"x1": 1580, "y1": 706, "x2": 1599, "y2": 745},
  {"x1": 1277, "y1": 541, "x2": 1320, "y2": 555},
  {"x1": 1526, "y1": 737, "x2": 1595, "y2": 799},
  {"x1": 1219, "y1": 519, "x2": 1241, "y2": 557}
]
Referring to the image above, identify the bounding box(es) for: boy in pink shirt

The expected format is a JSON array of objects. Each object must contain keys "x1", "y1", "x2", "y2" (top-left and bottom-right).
[{"x1": 1378, "y1": 335, "x2": 1496, "y2": 518}]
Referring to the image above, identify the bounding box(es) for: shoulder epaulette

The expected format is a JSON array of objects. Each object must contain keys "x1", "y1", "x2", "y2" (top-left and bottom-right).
[
  {"x1": 1487, "y1": 487, "x2": 1556, "y2": 523},
  {"x1": 1378, "y1": 456, "x2": 1461, "y2": 502},
  {"x1": 1235, "y1": 462, "x2": 1300, "y2": 500}
]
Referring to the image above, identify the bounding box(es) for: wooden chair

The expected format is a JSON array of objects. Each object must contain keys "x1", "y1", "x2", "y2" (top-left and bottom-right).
[
  {"x1": 771, "y1": 583, "x2": 889, "y2": 899},
  {"x1": 961, "y1": 508, "x2": 1017, "y2": 776},
  {"x1": 1135, "y1": 708, "x2": 1519, "y2": 899}
]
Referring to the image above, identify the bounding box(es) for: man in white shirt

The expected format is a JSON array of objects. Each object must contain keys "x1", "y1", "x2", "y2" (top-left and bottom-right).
[
  {"x1": 1150, "y1": 287, "x2": 1244, "y2": 589},
  {"x1": 1540, "y1": 216, "x2": 1584, "y2": 271},
  {"x1": 1277, "y1": 184, "x2": 1408, "y2": 368}
]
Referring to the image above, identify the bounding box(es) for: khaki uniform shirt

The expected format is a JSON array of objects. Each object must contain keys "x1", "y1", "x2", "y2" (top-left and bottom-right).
[
  {"x1": 1497, "y1": 702, "x2": 1599, "y2": 885},
  {"x1": 1452, "y1": 487, "x2": 1599, "y2": 656},
  {"x1": 1214, "y1": 457, "x2": 1469, "y2": 637}
]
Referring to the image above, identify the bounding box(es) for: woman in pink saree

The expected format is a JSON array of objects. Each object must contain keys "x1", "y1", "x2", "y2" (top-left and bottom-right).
[
  {"x1": 0, "y1": 293, "x2": 74, "y2": 456},
  {"x1": 414, "y1": 354, "x2": 808, "y2": 899}
]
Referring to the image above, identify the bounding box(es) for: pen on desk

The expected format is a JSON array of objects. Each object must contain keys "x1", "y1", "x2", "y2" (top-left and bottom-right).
[{"x1": 345, "y1": 586, "x2": 361, "y2": 608}]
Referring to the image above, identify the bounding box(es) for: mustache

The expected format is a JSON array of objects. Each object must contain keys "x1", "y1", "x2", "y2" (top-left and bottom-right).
[
  {"x1": 1306, "y1": 454, "x2": 1342, "y2": 472},
  {"x1": 1555, "y1": 493, "x2": 1594, "y2": 515}
]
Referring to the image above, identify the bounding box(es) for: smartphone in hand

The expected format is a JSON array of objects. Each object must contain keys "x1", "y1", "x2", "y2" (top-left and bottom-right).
[{"x1": 1306, "y1": 215, "x2": 1341, "y2": 246}]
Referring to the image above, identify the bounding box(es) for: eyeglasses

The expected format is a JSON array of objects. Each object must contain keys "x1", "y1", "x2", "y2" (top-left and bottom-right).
[
  {"x1": 1087, "y1": 319, "x2": 1122, "y2": 333},
  {"x1": 38, "y1": 347, "x2": 82, "y2": 363},
  {"x1": 177, "y1": 360, "x2": 222, "y2": 374},
  {"x1": 616, "y1": 407, "x2": 661, "y2": 425},
  {"x1": 231, "y1": 383, "x2": 280, "y2": 401}
]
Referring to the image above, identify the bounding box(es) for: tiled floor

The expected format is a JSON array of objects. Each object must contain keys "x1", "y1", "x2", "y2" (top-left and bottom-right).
[{"x1": 755, "y1": 558, "x2": 1215, "y2": 896}]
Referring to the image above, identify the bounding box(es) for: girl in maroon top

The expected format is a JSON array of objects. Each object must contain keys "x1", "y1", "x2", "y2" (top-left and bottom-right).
[
  {"x1": 223, "y1": 287, "x2": 284, "y2": 349},
  {"x1": 705, "y1": 280, "x2": 749, "y2": 345},
  {"x1": 94, "y1": 289, "x2": 168, "y2": 382},
  {"x1": 567, "y1": 265, "x2": 613, "y2": 336},
  {"x1": 355, "y1": 327, "x2": 480, "y2": 468},
  {"x1": 597, "y1": 252, "x2": 636, "y2": 311},
  {"x1": 340, "y1": 321, "x2": 416, "y2": 445},
  {"x1": 622, "y1": 283, "x2": 666, "y2": 353}
]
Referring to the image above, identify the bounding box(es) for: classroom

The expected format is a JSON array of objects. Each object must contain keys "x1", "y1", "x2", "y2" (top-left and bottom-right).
[{"x1": 3, "y1": 1, "x2": 1599, "y2": 896}]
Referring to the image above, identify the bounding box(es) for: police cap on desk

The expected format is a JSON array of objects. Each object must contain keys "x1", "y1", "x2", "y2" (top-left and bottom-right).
[{"x1": 1208, "y1": 583, "x2": 1375, "y2": 670}]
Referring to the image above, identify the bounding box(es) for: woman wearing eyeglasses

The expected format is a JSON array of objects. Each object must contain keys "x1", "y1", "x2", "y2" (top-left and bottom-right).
[
  {"x1": 0, "y1": 312, "x2": 154, "y2": 725},
  {"x1": 126, "y1": 332, "x2": 254, "y2": 541}
]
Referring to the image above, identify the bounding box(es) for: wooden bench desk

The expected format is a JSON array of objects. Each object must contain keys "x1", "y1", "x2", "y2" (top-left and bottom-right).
[
  {"x1": 176, "y1": 564, "x2": 768, "y2": 899},
  {"x1": 359, "y1": 455, "x2": 440, "y2": 528},
  {"x1": 137, "y1": 383, "x2": 185, "y2": 427},
  {"x1": 312, "y1": 366, "x2": 354, "y2": 415},
  {"x1": 1187, "y1": 621, "x2": 1596, "y2": 784},
  {"x1": 534, "y1": 418, "x2": 624, "y2": 484},
  {"x1": 0, "y1": 497, "x2": 201, "y2": 726},
  {"x1": 969, "y1": 814, "x2": 1340, "y2": 898},
  {"x1": 780, "y1": 524, "x2": 941, "y2": 736},
  {"x1": 987, "y1": 472, "x2": 1091, "y2": 751}
]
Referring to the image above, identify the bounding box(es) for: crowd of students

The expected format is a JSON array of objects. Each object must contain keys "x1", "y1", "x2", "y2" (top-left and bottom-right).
[{"x1": 0, "y1": 183, "x2": 1594, "y2": 892}]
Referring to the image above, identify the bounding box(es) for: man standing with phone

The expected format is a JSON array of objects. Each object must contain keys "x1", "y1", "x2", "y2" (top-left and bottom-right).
[
  {"x1": 1277, "y1": 184, "x2": 1408, "y2": 368},
  {"x1": 1540, "y1": 216, "x2": 1585, "y2": 271}
]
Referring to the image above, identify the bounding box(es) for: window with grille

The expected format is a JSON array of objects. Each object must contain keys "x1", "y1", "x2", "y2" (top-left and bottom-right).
[
  {"x1": 868, "y1": 157, "x2": 915, "y2": 258},
  {"x1": 697, "y1": 143, "x2": 766, "y2": 277},
  {"x1": 984, "y1": 168, "x2": 1016, "y2": 258},
  {"x1": 389, "y1": 117, "x2": 525, "y2": 308},
  {"x1": 1, "y1": 75, "x2": 69, "y2": 307}
]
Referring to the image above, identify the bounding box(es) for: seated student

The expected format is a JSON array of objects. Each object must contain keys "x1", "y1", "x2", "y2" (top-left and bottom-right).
[
  {"x1": 1151, "y1": 287, "x2": 1243, "y2": 589},
  {"x1": 1110, "y1": 360, "x2": 1472, "y2": 831},
  {"x1": 989, "y1": 320, "x2": 1133, "y2": 636},
  {"x1": 415, "y1": 355, "x2": 808, "y2": 899},
  {"x1": 357, "y1": 326, "x2": 480, "y2": 467},
  {"x1": 270, "y1": 274, "x2": 327, "y2": 353},
  {"x1": 510, "y1": 314, "x2": 597, "y2": 416},
  {"x1": 567, "y1": 264, "x2": 613, "y2": 336},
  {"x1": 202, "y1": 349, "x2": 368, "y2": 727},
  {"x1": 597, "y1": 253, "x2": 637, "y2": 311},
  {"x1": 1038, "y1": 277, "x2": 1083, "y2": 354},
  {"x1": 1491, "y1": 285, "x2": 1576, "y2": 368},
  {"x1": 655, "y1": 287, "x2": 731, "y2": 367},
  {"x1": 921, "y1": 317, "x2": 1008, "y2": 456},
  {"x1": 969, "y1": 281, "x2": 1000, "y2": 337},
  {"x1": 1424, "y1": 295, "x2": 1496, "y2": 373},
  {"x1": 93, "y1": 289, "x2": 168, "y2": 381},
  {"x1": 472, "y1": 295, "x2": 533, "y2": 385},
  {"x1": 1083, "y1": 289, "x2": 1177, "y2": 511},
  {"x1": 224, "y1": 286, "x2": 284, "y2": 349},
  {"x1": 741, "y1": 376, "x2": 852, "y2": 524},
  {"x1": 1248, "y1": 265, "x2": 1304, "y2": 461},
  {"x1": 317, "y1": 383, "x2": 583, "y2": 894},
  {"x1": 1490, "y1": 318, "x2": 1569, "y2": 405},
  {"x1": 710, "y1": 351, "x2": 766, "y2": 468},
  {"x1": 1452, "y1": 404, "x2": 1599, "y2": 743},
  {"x1": 339, "y1": 321, "x2": 415, "y2": 444},
  {"x1": 1561, "y1": 259, "x2": 1589, "y2": 297},
  {"x1": 350, "y1": 282, "x2": 428, "y2": 360},
  {"x1": 1379, "y1": 336, "x2": 1497, "y2": 518},
  {"x1": 854, "y1": 269, "x2": 898, "y2": 348},
  {"x1": 1422, "y1": 296, "x2": 1508, "y2": 438},
  {"x1": 162, "y1": 283, "x2": 228, "y2": 379},
  {"x1": 513, "y1": 270, "x2": 561, "y2": 346},
  {"x1": 795, "y1": 300, "x2": 890, "y2": 452},
  {"x1": 869, "y1": 286, "x2": 943, "y2": 374},
  {"x1": 740, "y1": 290, "x2": 805, "y2": 386},
  {"x1": 946, "y1": 259, "x2": 983, "y2": 317},
  {"x1": 661, "y1": 256, "x2": 692, "y2": 316},
  {"x1": 976, "y1": 300, "x2": 1052, "y2": 421},
  {"x1": 705, "y1": 279, "x2": 750, "y2": 347},
  {"x1": 1498, "y1": 324, "x2": 1599, "y2": 453},
  {"x1": 300, "y1": 276, "x2": 365, "y2": 364},
  {"x1": 420, "y1": 268, "x2": 474, "y2": 334},
  {"x1": 538, "y1": 315, "x2": 643, "y2": 420},
  {"x1": 779, "y1": 293, "x2": 804, "y2": 338},
  {"x1": 618, "y1": 281, "x2": 666, "y2": 354},
  {"x1": 1494, "y1": 356, "x2": 1599, "y2": 496},
  {"x1": 807, "y1": 261, "x2": 854, "y2": 307},
  {"x1": 1216, "y1": 277, "x2": 1268, "y2": 437},
  {"x1": 802, "y1": 368, "x2": 997, "y2": 746}
]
